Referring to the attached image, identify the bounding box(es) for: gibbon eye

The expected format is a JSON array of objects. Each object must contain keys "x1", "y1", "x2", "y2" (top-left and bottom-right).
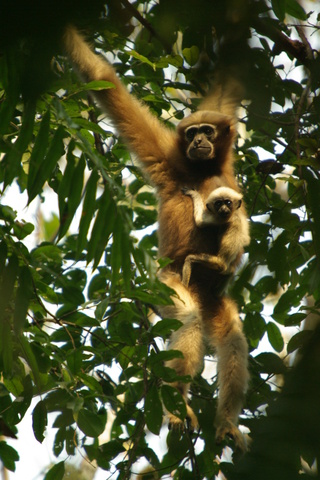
[
  {"x1": 185, "y1": 127, "x2": 198, "y2": 141},
  {"x1": 225, "y1": 200, "x2": 232, "y2": 208},
  {"x1": 214, "y1": 200, "x2": 223, "y2": 209},
  {"x1": 202, "y1": 126, "x2": 214, "y2": 136}
]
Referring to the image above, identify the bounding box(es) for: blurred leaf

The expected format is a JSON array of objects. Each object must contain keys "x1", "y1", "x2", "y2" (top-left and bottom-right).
[
  {"x1": 255, "y1": 352, "x2": 286, "y2": 375},
  {"x1": 271, "y1": 0, "x2": 286, "y2": 21},
  {"x1": 13, "y1": 266, "x2": 33, "y2": 334},
  {"x1": 87, "y1": 187, "x2": 116, "y2": 267},
  {"x1": 44, "y1": 461, "x2": 65, "y2": 480},
  {"x1": 0, "y1": 442, "x2": 19, "y2": 472},
  {"x1": 75, "y1": 408, "x2": 106, "y2": 437},
  {"x1": 267, "y1": 322, "x2": 284, "y2": 353},
  {"x1": 27, "y1": 109, "x2": 50, "y2": 190},
  {"x1": 32, "y1": 400, "x2": 48, "y2": 443},
  {"x1": 161, "y1": 385, "x2": 187, "y2": 421},
  {"x1": 77, "y1": 169, "x2": 99, "y2": 256},
  {"x1": 287, "y1": 330, "x2": 313, "y2": 354},
  {"x1": 285, "y1": 0, "x2": 307, "y2": 20},
  {"x1": 182, "y1": 46, "x2": 199, "y2": 66},
  {"x1": 145, "y1": 384, "x2": 163, "y2": 435},
  {"x1": 28, "y1": 125, "x2": 66, "y2": 203},
  {"x1": 4, "y1": 100, "x2": 36, "y2": 186}
]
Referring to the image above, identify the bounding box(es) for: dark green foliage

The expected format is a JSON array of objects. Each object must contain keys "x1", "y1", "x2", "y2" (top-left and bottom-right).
[{"x1": 0, "y1": 0, "x2": 319, "y2": 478}]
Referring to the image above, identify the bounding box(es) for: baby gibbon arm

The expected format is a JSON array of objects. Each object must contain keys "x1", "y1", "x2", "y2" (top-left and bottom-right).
[
  {"x1": 63, "y1": 26, "x2": 177, "y2": 184},
  {"x1": 181, "y1": 187, "x2": 214, "y2": 226}
]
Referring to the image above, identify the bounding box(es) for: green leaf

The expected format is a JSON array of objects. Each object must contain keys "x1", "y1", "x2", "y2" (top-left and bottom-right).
[
  {"x1": 66, "y1": 349, "x2": 83, "y2": 375},
  {"x1": 0, "y1": 442, "x2": 19, "y2": 472},
  {"x1": 305, "y1": 169, "x2": 320, "y2": 260},
  {"x1": 75, "y1": 408, "x2": 106, "y2": 437},
  {"x1": 87, "y1": 187, "x2": 116, "y2": 267},
  {"x1": 285, "y1": 0, "x2": 307, "y2": 20},
  {"x1": 151, "y1": 318, "x2": 183, "y2": 338},
  {"x1": 83, "y1": 80, "x2": 116, "y2": 91},
  {"x1": 0, "y1": 253, "x2": 19, "y2": 314},
  {"x1": 58, "y1": 154, "x2": 85, "y2": 239},
  {"x1": 182, "y1": 46, "x2": 200, "y2": 66},
  {"x1": 0, "y1": 319, "x2": 13, "y2": 377},
  {"x1": 18, "y1": 334, "x2": 42, "y2": 388},
  {"x1": 44, "y1": 461, "x2": 65, "y2": 480},
  {"x1": 271, "y1": 0, "x2": 286, "y2": 21},
  {"x1": 267, "y1": 322, "x2": 284, "y2": 352},
  {"x1": 287, "y1": 330, "x2": 313, "y2": 354},
  {"x1": 27, "y1": 109, "x2": 50, "y2": 190},
  {"x1": 13, "y1": 266, "x2": 33, "y2": 334},
  {"x1": 161, "y1": 385, "x2": 187, "y2": 421},
  {"x1": 127, "y1": 49, "x2": 156, "y2": 69},
  {"x1": 28, "y1": 125, "x2": 66, "y2": 203},
  {"x1": 145, "y1": 384, "x2": 163, "y2": 435},
  {"x1": 255, "y1": 352, "x2": 286, "y2": 374},
  {"x1": 111, "y1": 216, "x2": 132, "y2": 291},
  {"x1": 32, "y1": 400, "x2": 48, "y2": 443},
  {"x1": 53, "y1": 428, "x2": 65, "y2": 457},
  {"x1": 77, "y1": 169, "x2": 99, "y2": 256},
  {"x1": 0, "y1": 54, "x2": 19, "y2": 136},
  {"x1": 4, "y1": 100, "x2": 36, "y2": 186},
  {"x1": 57, "y1": 141, "x2": 76, "y2": 216}
]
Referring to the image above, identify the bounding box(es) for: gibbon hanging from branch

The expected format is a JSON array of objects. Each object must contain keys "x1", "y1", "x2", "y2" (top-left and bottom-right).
[{"x1": 63, "y1": 25, "x2": 250, "y2": 452}]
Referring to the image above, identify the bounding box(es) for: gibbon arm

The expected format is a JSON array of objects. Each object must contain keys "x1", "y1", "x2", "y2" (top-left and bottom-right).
[
  {"x1": 181, "y1": 187, "x2": 214, "y2": 226},
  {"x1": 63, "y1": 26, "x2": 177, "y2": 186}
]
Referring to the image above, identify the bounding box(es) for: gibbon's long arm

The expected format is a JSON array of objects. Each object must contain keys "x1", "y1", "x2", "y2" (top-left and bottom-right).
[{"x1": 63, "y1": 26, "x2": 177, "y2": 186}]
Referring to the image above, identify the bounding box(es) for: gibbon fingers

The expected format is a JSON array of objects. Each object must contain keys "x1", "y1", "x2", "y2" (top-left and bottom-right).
[
  {"x1": 181, "y1": 186, "x2": 250, "y2": 286},
  {"x1": 63, "y1": 25, "x2": 249, "y2": 451}
]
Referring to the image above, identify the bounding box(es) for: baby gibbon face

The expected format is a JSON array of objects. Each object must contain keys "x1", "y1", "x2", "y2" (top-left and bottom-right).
[{"x1": 206, "y1": 187, "x2": 242, "y2": 222}]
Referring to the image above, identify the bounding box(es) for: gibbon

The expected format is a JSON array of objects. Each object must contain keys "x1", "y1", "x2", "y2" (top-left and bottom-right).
[
  {"x1": 181, "y1": 186, "x2": 250, "y2": 286},
  {"x1": 63, "y1": 26, "x2": 249, "y2": 451}
]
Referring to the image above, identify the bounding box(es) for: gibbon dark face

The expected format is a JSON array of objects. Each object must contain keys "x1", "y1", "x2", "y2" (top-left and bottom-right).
[
  {"x1": 184, "y1": 124, "x2": 216, "y2": 160},
  {"x1": 205, "y1": 187, "x2": 243, "y2": 222},
  {"x1": 177, "y1": 110, "x2": 234, "y2": 163},
  {"x1": 210, "y1": 197, "x2": 242, "y2": 219}
]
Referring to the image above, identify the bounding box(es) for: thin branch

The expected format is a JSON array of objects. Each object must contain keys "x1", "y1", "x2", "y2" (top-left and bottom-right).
[
  {"x1": 252, "y1": 18, "x2": 313, "y2": 67},
  {"x1": 120, "y1": 0, "x2": 172, "y2": 53}
]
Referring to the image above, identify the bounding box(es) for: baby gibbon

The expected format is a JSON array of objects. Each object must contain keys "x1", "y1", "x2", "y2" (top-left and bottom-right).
[{"x1": 181, "y1": 186, "x2": 250, "y2": 286}]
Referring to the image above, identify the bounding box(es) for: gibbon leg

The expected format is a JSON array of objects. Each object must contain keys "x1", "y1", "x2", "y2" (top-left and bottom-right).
[
  {"x1": 204, "y1": 296, "x2": 249, "y2": 452},
  {"x1": 158, "y1": 272, "x2": 205, "y2": 430}
]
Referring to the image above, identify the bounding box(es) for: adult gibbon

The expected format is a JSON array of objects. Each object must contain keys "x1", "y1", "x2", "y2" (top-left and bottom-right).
[
  {"x1": 63, "y1": 26, "x2": 249, "y2": 451},
  {"x1": 181, "y1": 186, "x2": 250, "y2": 286}
]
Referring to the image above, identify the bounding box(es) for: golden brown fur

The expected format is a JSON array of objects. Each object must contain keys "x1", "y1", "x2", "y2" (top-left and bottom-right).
[
  {"x1": 181, "y1": 186, "x2": 250, "y2": 285},
  {"x1": 63, "y1": 26, "x2": 249, "y2": 451}
]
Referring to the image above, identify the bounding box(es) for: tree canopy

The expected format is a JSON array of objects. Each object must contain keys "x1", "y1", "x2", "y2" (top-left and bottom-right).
[{"x1": 0, "y1": 1, "x2": 320, "y2": 479}]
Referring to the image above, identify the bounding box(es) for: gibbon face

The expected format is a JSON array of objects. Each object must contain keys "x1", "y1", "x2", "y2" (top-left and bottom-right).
[
  {"x1": 177, "y1": 111, "x2": 234, "y2": 163},
  {"x1": 206, "y1": 187, "x2": 242, "y2": 221},
  {"x1": 184, "y1": 124, "x2": 217, "y2": 160}
]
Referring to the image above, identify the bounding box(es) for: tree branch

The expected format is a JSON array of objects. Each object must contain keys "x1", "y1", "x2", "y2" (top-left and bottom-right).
[
  {"x1": 252, "y1": 18, "x2": 313, "y2": 67},
  {"x1": 120, "y1": 0, "x2": 172, "y2": 53}
]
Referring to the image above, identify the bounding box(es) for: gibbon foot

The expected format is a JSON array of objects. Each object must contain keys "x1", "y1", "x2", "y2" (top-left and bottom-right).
[
  {"x1": 167, "y1": 405, "x2": 199, "y2": 432},
  {"x1": 215, "y1": 421, "x2": 247, "y2": 453}
]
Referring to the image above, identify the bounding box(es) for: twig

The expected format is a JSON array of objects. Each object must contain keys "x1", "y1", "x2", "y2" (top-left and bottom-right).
[
  {"x1": 252, "y1": 18, "x2": 311, "y2": 67},
  {"x1": 120, "y1": 0, "x2": 172, "y2": 53}
]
